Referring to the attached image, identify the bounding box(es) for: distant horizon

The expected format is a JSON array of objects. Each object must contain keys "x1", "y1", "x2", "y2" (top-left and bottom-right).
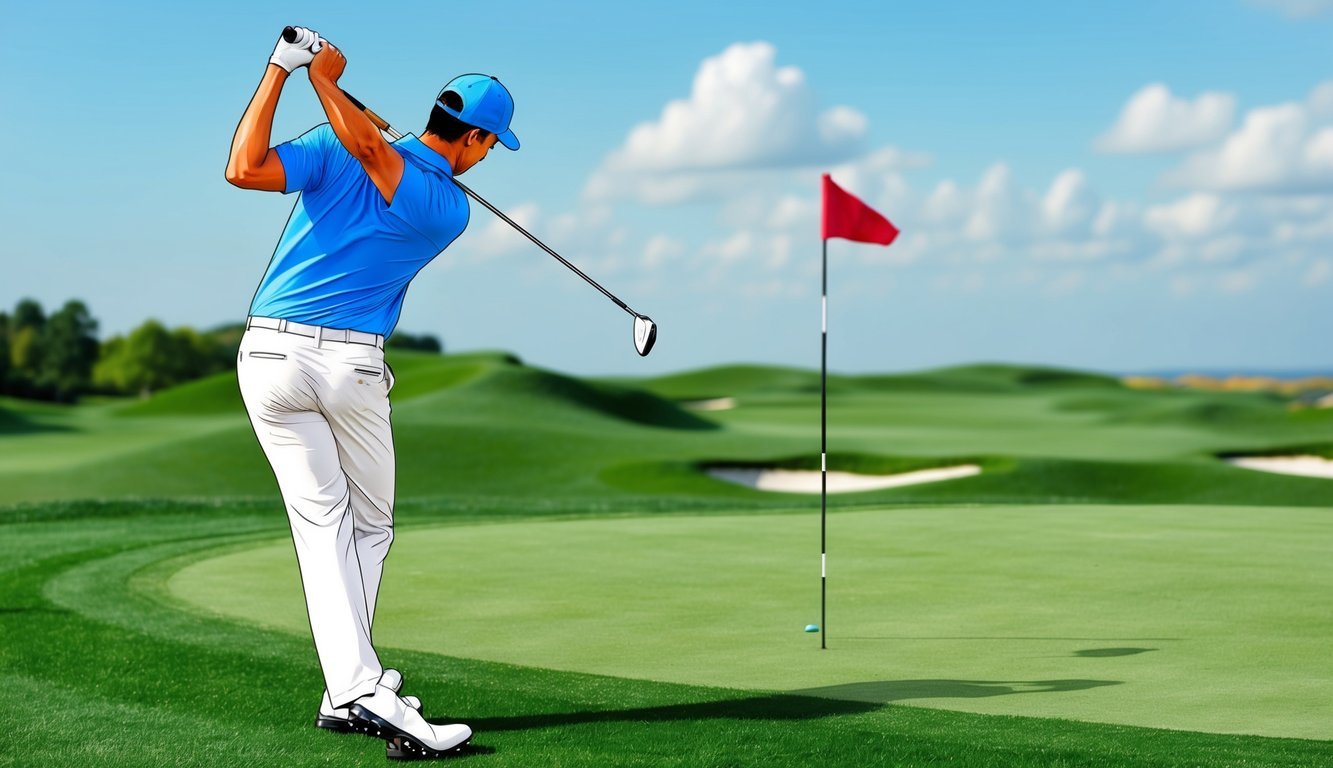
[{"x1": 14, "y1": 297, "x2": 1329, "y2": 382}]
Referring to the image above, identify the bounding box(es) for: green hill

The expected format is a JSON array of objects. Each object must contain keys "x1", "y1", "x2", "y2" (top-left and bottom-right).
[{"x1": 0, "y1": 357, "x2": 1328, "y2": 508}]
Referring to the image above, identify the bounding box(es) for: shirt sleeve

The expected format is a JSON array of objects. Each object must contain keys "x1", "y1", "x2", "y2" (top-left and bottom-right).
[
  {"x1": 385, "y1": 161, "x2": 470, "y2": 249},
  {"x1": 274, "y1": 123, "x2": 339, "y2": 195}
]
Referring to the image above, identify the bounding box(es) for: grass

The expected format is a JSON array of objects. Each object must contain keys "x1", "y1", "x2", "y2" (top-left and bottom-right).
[
  {"x1": 1, "y1": 352, "x2": 1330, "y2": 766},
  {"x1": 169, "y1": 504, "x2": 1332, "y2": 739}
]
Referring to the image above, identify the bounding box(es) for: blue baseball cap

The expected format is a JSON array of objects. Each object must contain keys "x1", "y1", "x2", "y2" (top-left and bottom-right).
[{"x1": 436, "y1": 74, "x2": 519, "y2": 150}]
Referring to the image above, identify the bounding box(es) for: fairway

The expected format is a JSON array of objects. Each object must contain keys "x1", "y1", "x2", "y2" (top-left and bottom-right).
[{"x1": 168, "y1": 504, "x2": 1332, "y2": 740}]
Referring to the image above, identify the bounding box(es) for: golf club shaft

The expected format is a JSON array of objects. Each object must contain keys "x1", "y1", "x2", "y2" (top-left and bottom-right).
[{"x1": 450, "y1": 178, "x2": 633, "y2": 315}]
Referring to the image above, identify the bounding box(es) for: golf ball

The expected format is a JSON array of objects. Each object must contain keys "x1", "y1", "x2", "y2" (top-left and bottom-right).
[{"x1": 804, "y1": 624, "x2": 820, "y2": 633}]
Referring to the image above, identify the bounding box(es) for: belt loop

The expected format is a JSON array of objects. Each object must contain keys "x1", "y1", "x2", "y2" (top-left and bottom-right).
[
  {"x1": 277, "y1": 318, "x2": 288, "y2": 333},
  {"x1": 315, "y1": 325, "x2": 324, "y2": 347},
  {"x1": 245, "y1": 316, "x2": 253, "y2": 331}
]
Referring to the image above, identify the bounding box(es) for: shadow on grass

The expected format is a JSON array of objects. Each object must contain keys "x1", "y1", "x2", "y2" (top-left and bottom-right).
[
  {"x1": 0, "y1": 407, "x2": 71, "y2": 435},
  {"x1": 451, "y1": 693, "x2": 881, "y2": 733},
  {"x1": 789, "y1": 678, "x2": 1121, "y2": 704},
  {"x1": 1075, "y1": 647, "x2": 1156, "y2": 658}
]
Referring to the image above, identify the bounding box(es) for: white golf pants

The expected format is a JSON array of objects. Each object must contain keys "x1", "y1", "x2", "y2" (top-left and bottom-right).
[{"x1": 237, "y1": 324, "x2": 395, "y2": 708}]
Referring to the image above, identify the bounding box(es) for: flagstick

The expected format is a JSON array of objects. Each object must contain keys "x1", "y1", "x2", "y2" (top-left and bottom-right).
[{"x1": 820, "y1": 237, "x2": 828, "y2": 651}]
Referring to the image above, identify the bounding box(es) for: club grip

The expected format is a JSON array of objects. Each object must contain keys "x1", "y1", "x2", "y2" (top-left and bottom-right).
[
  {"x1": 282, "y1": 26, "x2": 297, "y2": 43},
  {"x1": 340, "y1": 90, "x2": 392, "y2": 132},
  {"x1": 341, "y1": 90, "x2": 367, "y2": 111}
]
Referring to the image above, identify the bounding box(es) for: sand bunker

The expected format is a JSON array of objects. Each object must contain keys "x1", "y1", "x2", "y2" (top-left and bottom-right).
[
  {"x1": 1225, "y1": 455, "x2": 1333, "y2": 479},
  {"x1": 684, "y1": 397, "x2": 737, "y2": 411},
  {"x1": 709, "y1": 464, "x2": 981, "y2": 494}
]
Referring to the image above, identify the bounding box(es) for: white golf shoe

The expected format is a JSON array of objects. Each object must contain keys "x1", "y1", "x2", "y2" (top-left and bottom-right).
[
  {"x1": 348, "y1": 682, "x2": 472, "y2": 759},
  {"x1": 314, "y1": 668, "x2": 420, "y2": 733}
]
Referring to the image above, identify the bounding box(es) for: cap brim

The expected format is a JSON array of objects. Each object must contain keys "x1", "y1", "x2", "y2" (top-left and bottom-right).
[{"x1": 496, "y1": 129, "x2": 519, "y2": 150}]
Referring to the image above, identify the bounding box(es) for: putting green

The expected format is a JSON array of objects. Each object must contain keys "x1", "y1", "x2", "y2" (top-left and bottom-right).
[{"x1": 166, "y1": 505, "x2": 1333, "y2": 740}]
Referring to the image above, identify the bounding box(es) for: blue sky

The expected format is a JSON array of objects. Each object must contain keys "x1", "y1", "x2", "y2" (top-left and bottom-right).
[{"x1": 2, "y1": 0, "x2": 1331, "y2": 376}]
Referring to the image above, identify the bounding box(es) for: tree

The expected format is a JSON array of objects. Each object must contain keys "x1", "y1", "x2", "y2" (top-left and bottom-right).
[
  {"x1": 386, "y1": 331, "x2": 443, "y2": 353},
  {"x1": 92, "y1": 337, "x2": 125, "y2": 393},
  {"x1": 8, "y1": 299, "x2": 45, "y2": 389},
  {"x1": 93, "y1": 320, "x2": 234, "y2": 397},
  {"x1": 37, "y1": 300, "x2": 100, "y2": 401},
  {"x1": 11, "y1": 298, "x2": 44, "y2": 332},
  {"x1": 0, "y1": 312, "x2": 10, "y2": 390},
  {"x1": 93, "y1": 320, "x2": 176, "y2": 396}
]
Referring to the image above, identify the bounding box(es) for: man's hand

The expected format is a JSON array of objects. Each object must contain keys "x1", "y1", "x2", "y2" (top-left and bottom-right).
[
  {"x1": 269, "y1": 26, "x2": 323, "y2": 72},
  {"x1": 308, "y1": 41, "x2": 346, "y2": 85},
  {"x1": 306, "y1": 39, "x2": 400, "y2": 203}
]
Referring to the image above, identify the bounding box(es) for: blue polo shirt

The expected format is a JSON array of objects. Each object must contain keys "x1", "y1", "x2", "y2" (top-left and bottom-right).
[{"x1": 248, "y1": 124, "x2": 469, "y2": 337}]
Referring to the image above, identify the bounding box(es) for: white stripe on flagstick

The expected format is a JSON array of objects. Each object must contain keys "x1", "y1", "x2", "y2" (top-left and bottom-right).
[
  {"x1": 822, "y1": 453, "x2": 826, "y2": 471},
  {"x1": 822, "y1": 553, "x2": 826, "y2": 577},
  {"x1": 821, "y1": 296, "x2": 827, "y2": 333}
]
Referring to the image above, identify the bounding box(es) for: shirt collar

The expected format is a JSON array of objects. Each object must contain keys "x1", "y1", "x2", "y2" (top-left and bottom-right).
[{"x1": 394, "y1": 133, "x2": 454, "y2": 176}]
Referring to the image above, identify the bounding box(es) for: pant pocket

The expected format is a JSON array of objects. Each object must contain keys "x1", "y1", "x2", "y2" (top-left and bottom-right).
[{"x1": 246, "y1": 351, "x2": 288, "y2": 361}]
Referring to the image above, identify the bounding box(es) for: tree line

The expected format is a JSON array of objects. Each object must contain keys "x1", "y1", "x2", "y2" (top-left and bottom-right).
[{"x1": 1, "y1": 298, "x2": 442, "y2": 403}]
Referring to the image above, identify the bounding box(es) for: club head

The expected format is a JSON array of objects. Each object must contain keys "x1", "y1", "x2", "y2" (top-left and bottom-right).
[{"x1": 633, "y1": 314, "x2": 657, "y2": 357}]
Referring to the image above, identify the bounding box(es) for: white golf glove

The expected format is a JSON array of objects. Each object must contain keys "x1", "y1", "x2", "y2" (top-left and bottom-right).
[{"x1": 269, "y1": 26, "x2": 323, "y2": 72}]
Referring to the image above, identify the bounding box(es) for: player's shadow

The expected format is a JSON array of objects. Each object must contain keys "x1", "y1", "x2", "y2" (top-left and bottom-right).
[
  {"x1": 446, "y1": 678, "x2": 1119, "y2": 733},
  {"x1": 443, "y1": 693, "x2": 880, "y2": 733},
  {"x1": 789, "y1": 678, "x2": 1122, "y2": 703}
]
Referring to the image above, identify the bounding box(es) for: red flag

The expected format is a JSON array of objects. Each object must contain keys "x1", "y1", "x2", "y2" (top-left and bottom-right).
[{"x1": 821, "y1": 174, "x2": 899, "y2": 245}]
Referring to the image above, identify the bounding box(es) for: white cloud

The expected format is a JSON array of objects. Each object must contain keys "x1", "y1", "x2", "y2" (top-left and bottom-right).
[
  {"x1": 1040, "y1": 169, "x2": 1100, "y2": 235},
  {"x1": 766, "y1": 194, "x2": 817, "y2": 230},
  {"x1": 642, "y1": 234, "x2": 684, "y2": 270},
  {"x1": 828, "y1": 146, "x2": 931, "y2": 194},
  {"x1": 1095, "y1": 84, "x2": 1235, "y2": 154},
  {"x1": 454, "y1": 203, "x2": 542, "y2": 262},
  {"x1": 1166, "y1": 81, "x2": 1333, "y2": 192},
  {"x1": 1304, "y1": 259, "x2": 1332, "y2": 286},
  {"x1": 1092, "y1": 200, "x2": 1140, "y2": 239},
  {"x1": 965, "y1": 164, "x2": 1030, "y2": 242},
  {"x1": 702, "y1": 230, "x2": 756, "y2": 265},
  {"x1": 1144, "y1": 194, "x2": 1236, "y2": 240},
  {"x1": 1310, "y1": 82, "x2": 1333, "y2": 120},
  {"x1": 819, "y1": 106, "x2": 869, "y2": 146},
  {"x1": 605, "y1": 42, "x2": 866, "y2": 173},
  {"x1": 923, "y1": 180, "x2": 967, "y2": 225},
  {"x1": 587, "y1": 42, "x2": 871, "y2": 205}
]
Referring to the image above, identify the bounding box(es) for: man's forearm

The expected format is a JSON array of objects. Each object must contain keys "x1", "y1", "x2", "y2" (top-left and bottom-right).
[
  {"x1": 309, "y1": 74, "x2": 387, "y2": 160},
  {"x1": 226, "y1": 65, "x2": 287, "y2": 182}
]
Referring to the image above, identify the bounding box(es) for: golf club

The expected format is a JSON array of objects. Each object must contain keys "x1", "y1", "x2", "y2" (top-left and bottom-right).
[{"x1": 280, "y1": 27, "x2": 657, "y2": 356}]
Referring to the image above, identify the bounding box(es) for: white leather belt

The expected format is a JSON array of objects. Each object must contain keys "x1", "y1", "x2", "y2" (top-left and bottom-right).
[{"x1": 246, "y1": 316, "x2": 384, "y2": 349}]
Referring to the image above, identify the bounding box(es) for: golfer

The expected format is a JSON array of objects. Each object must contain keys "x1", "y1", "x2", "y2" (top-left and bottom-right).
[{"x1": 225, "y1": 27, "x2": 517, "y2": 758}]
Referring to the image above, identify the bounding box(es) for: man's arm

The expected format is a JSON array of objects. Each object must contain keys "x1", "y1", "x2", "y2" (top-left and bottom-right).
[
  {"x1": 307, "y1": 42, "x2": 404, "y2": 204},
  {"x1": 224, "y1": 64, "x2": 289, "y2": 191}
]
